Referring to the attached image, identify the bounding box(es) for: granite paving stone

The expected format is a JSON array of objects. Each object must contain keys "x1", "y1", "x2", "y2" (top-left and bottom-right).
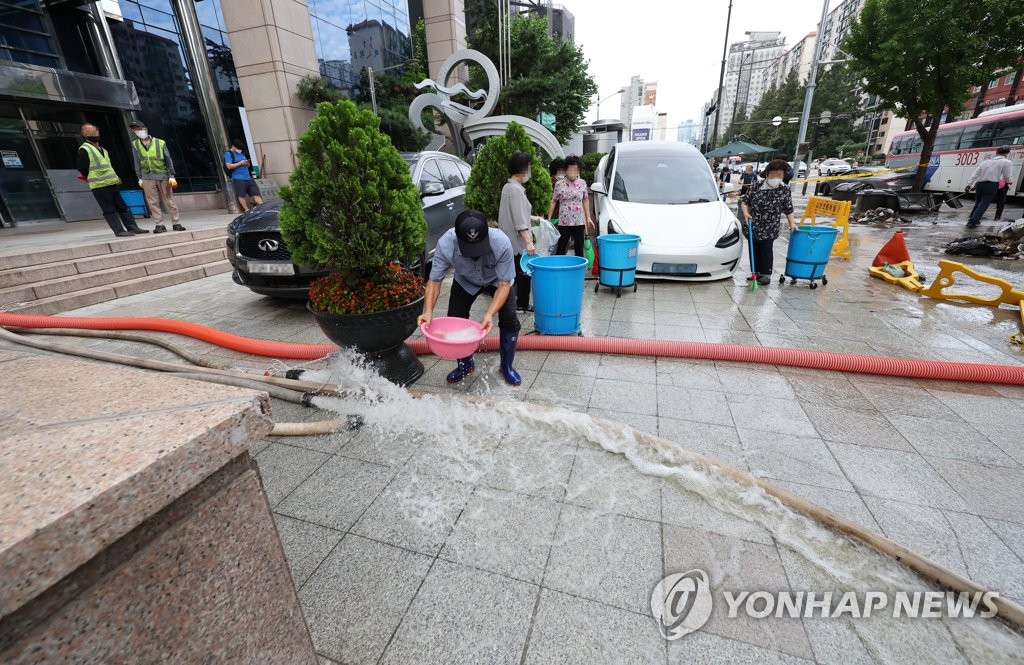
[
  {"x1": 254, "y1": 443, "x2": 330, "y2": 507},
  {"x1": 276, "y1": 455, "x2": 396, "y2": 531},
  {"x1": 662, "y1": 525, "x2": 814, "y2": 660},
  {"x1": 350, "y1": 471, "x2": 473, "y2": 556},
  {"x1": 479, "y1": 437, "x2": 576, "y2": 499},
  {"x1": 926, "y1": 457, "x2": 1024, "y2": 523},
  {"x1": 667, "y1": 630, "x2": 816, "y2": 664},
  {"x1": 527, "y1": 371, "x2": 596, "y2": 408},
  {"x1": 589, "y1": 408, "x2": 659, "y2": 436},
  {"x1": 661, "y1": 481, "x2": 773, "y2": 544},
  {"x1": 523, "y1": 589, "x2": 666, "y2": 664},
  {"x1": 928, "y1": 391, "x2": 1024, "y2": 427},
  {"x1": 300, "y1": 535, "x2": 432, "y2": 665},
  {"x1": 657, "y1": 418, "x2": 748, "y2": 470},
  {"x1": 852, "y1": 380, "x2": 963, "y2": 420},
  {"x1": 596, "y1": 354, "x2": 658, "y2": 383},
  {"x1": 885, "y1": 414, "x2": 1020, "y2": 467},
  {"x1": 380, "y1": 559, "x2": 536, "y2": 665},
  {"x1": 588, "y1": 377, "x2": 659, "y2": 416},
  {"x1": 440, "y1": 487, "x2": 561, "y2": 584},
  {"x1": 826, "y1": 442, "x2": 970, "y2": 511},
  {"x1": 802, "y1": 403, "x2": 914, "y2": 451},
  {"x1": 655, "y1": 358, "x2": 723, "y2": 391},
  {"x1": 564, "y1": 448, "x2": 663, "y2": 521},
  {"x1": 738, "y1": 430, "x2": 853, "y2": 491},
  {"x1": 336, "y1": 427, "x2": 423, "y2": 467},
  {"x1": 942, "y1": 510, "x2": 1024, "y2": 604},
  {"x1": 860, "y1": 497, "x2": 969, "y2": 574},
  {"x1": 657, "y1": 385, "x2": 734, "y2": 426},
  {"x1": 767, "y1": 480, "x2": 880, "y2": 532},
  {"x1": 727, "y1": 394, "x2": 817, "y2": 437},
  {"x1": 544, "y1": 505, "x2": 662, "y2": 615},
  {"x1": 273, "y1": 514, "x2": 344, "y2": 587}
]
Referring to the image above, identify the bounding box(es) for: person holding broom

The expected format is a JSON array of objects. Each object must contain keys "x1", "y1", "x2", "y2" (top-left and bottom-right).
[{"x1": 739, "y1": 159, "x2": 797, "y2": 286}]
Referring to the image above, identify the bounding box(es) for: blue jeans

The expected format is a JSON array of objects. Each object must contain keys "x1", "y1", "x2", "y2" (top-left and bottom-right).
[{"x1": 968, "y1": 181, "x2": 998, "y2": 224}]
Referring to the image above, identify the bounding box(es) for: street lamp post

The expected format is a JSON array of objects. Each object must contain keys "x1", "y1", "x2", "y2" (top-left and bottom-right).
[
  {"x1": 793, "y1": 0, "x2": 831, "y2": 168},
  {"x1": 710, "y1": 0, "x2": 734, "y2": 151},
  {"x1": 595, "y1": 87, "x2": 626, "y2": 122},
  {"x1": 368, "y1": 59, "x2": 419, "y2": 114}
]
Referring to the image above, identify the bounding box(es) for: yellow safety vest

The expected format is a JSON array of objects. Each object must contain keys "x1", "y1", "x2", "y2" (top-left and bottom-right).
[
  {"x1": 132, "y1": 137, "x2": 167, "y2": 175},
  {"x1": 81, "y1": 142, "x2": 121, "y2": 189}
]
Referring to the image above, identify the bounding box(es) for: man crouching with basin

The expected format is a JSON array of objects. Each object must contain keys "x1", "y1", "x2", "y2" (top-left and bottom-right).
[{"x1": 417, "y1": 209, "x2": 523, "y2": 386}]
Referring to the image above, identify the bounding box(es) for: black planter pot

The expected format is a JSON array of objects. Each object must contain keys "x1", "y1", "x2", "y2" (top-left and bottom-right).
[{"x1": 307, "y1": 295, "x2": 425, "y2": 386}]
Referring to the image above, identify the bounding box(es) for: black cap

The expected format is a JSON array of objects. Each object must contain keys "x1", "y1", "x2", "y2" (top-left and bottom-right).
[
  {"x1": 129, "y1": 120, "x2": 146, "y2": 128},
  {"x1": 455, "y1": 210, "x2": 491, "y2": 258}
]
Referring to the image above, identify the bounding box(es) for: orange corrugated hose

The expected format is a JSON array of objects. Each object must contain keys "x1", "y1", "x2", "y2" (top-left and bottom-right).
[{"x1": 1, "y1": 312, "x2": 1023, "y2": 385}]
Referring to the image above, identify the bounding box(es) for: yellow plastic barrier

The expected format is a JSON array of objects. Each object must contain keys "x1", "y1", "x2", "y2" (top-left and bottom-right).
[
  {"x1": 919, "y1": 260, "x2": 1024, "y2": 308},
  {"x1": 868, "y1": 260, "x2": 924, "y2": 293},
  {"x1": 800, "y1": 196, "x2": 851, "y2": 261}
]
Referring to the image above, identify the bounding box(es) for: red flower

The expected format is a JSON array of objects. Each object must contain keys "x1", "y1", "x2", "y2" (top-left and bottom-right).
[{"x1": 310, "y1": 264, "x2": 423, "y2": 315}]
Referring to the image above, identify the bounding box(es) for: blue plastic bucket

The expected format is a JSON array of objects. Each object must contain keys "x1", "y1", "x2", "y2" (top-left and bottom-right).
[
  {"x1": 785, "y1": 226, "x2": 839, "y2": 279},
  {"x1": 597, "y1": 234, "x2": 641, "y2": 287},
  {"x1": 530, "y1": 255, "x2": 588, "y2": 335},
  {"x1": 120, "y1": 189, "x2": 147, "y2": 217}
]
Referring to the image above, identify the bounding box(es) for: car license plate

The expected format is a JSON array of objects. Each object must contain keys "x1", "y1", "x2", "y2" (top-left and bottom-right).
[
  {"x1": 247, "y1": 261, "x2": 295, "y2": 275},
  {"x1": 652, "y1": 263, "x2": 697, "y2": 274}
]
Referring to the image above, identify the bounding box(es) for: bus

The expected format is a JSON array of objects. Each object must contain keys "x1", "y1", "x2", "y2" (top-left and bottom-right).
[{"x1": 886, "y1": 103, "x2": 1024, "y2": 196}]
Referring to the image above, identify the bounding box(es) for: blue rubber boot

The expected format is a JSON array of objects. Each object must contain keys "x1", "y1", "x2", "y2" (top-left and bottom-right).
[
  {"x1": 446, "y1": 356, "x2": 475, "y2": 384},
  {"x1": 499, "y1": 330, "x2": 522, "y2": 386}
]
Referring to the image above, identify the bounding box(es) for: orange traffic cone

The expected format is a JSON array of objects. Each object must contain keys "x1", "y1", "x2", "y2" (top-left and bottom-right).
[{"x1": 872, "y1": 230, "x2": 911, "y2": 267}]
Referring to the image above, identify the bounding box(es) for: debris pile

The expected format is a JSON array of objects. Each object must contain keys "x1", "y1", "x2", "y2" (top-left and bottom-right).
[{"x1": 852, "y1": 208, "x2": 913, "y2": 227}]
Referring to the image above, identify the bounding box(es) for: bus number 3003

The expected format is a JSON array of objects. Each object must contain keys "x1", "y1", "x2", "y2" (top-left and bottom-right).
[{"x1": 955, "y1": 152, "x2": 980, "y2": 167}]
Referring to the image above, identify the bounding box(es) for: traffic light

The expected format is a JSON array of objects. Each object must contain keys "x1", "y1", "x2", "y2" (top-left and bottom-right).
[{"x1": 811, "y1": 124, "x2": 827, "y2": 147}]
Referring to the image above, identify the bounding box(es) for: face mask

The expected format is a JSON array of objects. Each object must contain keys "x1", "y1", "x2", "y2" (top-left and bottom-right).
[
  {"x1": 523, "y1": 169, "x2": 531, "y2": 183},
  {"x1": 84, "y1": 135, "x2": 100, "y2": 143},
  {"x1": 766, "y1": 178, "x2": 783, "y2": 189},
  {"x1": 134, "y1": 130, "x2": 148, "y2": 139}
]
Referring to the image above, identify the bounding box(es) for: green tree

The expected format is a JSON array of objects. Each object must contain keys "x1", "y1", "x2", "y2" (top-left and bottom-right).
[
  {"x1": 464, "y1": 121, "x2": 553, "y2": 221},
  {"x1": 846, "y1": 0, "x2": 1024, "y2": 190},
  {"x1": 413, "y1": 18, "x2": 428, "y2": 75},
  {"x1": 742, "y1": 71, "x2": 804, "y2": 152},
  {"x1": 279, "y1": 100, "x2": 426, "y2": 276},
  {"x1": 466, "y1": 2, "x2": 597, "y2": 145},
  {"x1": 579, "y1": 152, "x2": 605, "y2": 187}
]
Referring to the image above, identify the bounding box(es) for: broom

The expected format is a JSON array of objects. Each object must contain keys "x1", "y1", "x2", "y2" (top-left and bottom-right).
[{"x1": 747, "y1": 217, "x2": 759, "y2": 291}]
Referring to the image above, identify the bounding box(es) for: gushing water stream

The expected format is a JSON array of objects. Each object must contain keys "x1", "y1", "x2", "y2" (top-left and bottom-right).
[{"x1": 305, "y1": 353, "x2": 1024, "y2": 663}]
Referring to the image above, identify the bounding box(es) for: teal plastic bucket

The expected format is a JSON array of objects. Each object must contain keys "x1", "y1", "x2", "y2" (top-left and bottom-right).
[
  {"x1": 530, "y1": 255, "x2": 588, "y2": 335},
  {"x1": 597, "y1": 234, "x2": 640, "y2": 287},
  {"x1": 120, "y1": 189, "x2": 147, "y2": 217},
  {"x1": 785, "y1": 226, "x2": 839, "y2": 279}
]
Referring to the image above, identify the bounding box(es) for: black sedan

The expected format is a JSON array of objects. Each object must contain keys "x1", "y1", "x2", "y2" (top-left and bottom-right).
[
  {"x1": 226, "y1": 151, "x2": 471, "y2": 298},
  {"x1": 818, "y1": 166, "x2": 915, "y2": 197}
]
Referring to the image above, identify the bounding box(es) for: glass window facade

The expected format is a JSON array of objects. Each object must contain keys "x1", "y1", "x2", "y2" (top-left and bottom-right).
[
  {"x1": 108, "y1": 0, "x2": 244, "y2": 193},
  {"x1": 0, "y1": 0, "x2": 61, "y2": 68},
  {"x1": 309, "y1": 0, "x2": 412, "y2": 95}
]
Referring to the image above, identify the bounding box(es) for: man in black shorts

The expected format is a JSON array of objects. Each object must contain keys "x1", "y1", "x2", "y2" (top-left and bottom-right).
[{"x1": 224, "y1": 139, "x2": 263, "y2": 211}]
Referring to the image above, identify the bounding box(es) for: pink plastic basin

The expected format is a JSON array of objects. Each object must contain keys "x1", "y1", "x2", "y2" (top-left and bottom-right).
[{"x1": 420, "y1": 317, "x2": 487, "y2": 359}]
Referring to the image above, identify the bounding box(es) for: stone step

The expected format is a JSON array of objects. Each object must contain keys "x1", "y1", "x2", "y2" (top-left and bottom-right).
[
  {"x1": 9, "y1": 262, "x2": 232, "y2": 315},
  {"x1": 0, "y1": 249, "x2": 228, "y2": 301},
  {"x1": 0, "y1": 235, "x2": 227, "y2": 289},
  {"x1": 0, "y1": 227, "x2": 227, "y2": 273}
]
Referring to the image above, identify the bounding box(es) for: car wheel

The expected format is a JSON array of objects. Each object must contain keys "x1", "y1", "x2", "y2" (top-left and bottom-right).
[{"x1": 820, "y1": 183, "x2": 831, "y2": 196}]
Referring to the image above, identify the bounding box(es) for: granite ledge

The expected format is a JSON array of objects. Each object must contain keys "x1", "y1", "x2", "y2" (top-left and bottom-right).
[{"x1": 0, "y1": 353, "x2": 273, "y2": 617}]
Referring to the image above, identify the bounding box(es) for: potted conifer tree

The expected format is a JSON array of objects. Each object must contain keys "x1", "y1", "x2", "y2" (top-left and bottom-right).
[
  {"x1": 278, "y1": 100, "x2": 427, "y2": 385},
  {"x1": 464, "y1": 122, "x2": 553, "y2": 222}
]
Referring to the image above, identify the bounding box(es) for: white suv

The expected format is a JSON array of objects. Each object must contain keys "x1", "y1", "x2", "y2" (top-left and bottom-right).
[{"x1": 820, "y1": 158, "x2": 852, "y2": 176}]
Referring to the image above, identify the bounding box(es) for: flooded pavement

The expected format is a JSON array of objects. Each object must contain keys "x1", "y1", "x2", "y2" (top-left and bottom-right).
[{"x1": 4, "y1": 193, "x2": 1022, "y2": 663}]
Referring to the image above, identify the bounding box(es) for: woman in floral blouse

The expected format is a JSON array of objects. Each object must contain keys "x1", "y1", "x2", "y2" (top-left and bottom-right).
[
  {"x1": 547, "y1": 154, "x2": 594, "y2": 257},
  {"x1": 739, "y1": 159, "x2": 797, "y2": 286}
]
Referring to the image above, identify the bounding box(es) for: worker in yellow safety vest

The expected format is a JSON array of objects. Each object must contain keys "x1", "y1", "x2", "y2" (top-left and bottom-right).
[
  {"x1": 76, "y1": 123, "x2": 146, "y2": 237},
  {"x1": 130, "y1": 120, "x2": 184, "y2": 233}
]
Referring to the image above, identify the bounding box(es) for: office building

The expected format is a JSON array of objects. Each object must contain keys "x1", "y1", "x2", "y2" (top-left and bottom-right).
[
  {"x1": 1, "y1": 0, "x2": 461, "y2": 226},
  {"x1": 722, "y1": 31, "x2": 786, "y2": 134},
  {"x1": 677, "y1": 119, "x2": 701, "y2": 146}
]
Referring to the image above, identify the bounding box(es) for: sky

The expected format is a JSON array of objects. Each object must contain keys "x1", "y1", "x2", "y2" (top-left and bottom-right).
[{"x1": 572, "y1": 0, "x2": 829, "y2": 129}]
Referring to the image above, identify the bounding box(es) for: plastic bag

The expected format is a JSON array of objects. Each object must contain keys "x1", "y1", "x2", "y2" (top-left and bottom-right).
[
  {"x1": 584, "y1": 237, "x2": 595, "y2": 271},
  {"x1": 533, "y1": 221, "x2": 560, "y2": 256}
]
